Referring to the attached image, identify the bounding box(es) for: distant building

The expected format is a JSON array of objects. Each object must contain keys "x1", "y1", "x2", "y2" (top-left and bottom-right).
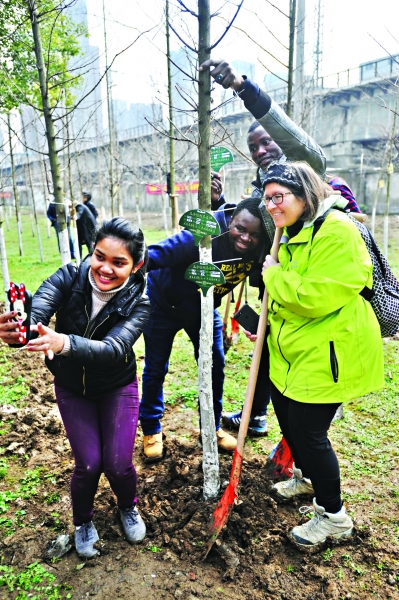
[{"x1": 67, "y1": 0, "x2": 103, "y2": 146}]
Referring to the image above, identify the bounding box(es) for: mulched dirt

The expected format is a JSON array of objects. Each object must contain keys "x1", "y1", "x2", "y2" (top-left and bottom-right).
[{"x1": 0, "y1": 348, "x2": 398, "y2": 600}]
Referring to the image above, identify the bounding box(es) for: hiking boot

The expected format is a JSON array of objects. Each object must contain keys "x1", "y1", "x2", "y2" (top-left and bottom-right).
[
  {"x1": 143, "y1": 433, "x2": 163, "y2": 461},
  {"x1": 289, "y1": 499, "x2": 354, "y2": 549},
  {"x1": 216, "y1": 428, "x2": 237, "y2": 452},
  {"x1": 223, "y1": 410, "x2": 268, "y2": 436},
  {"x1": 119, "y1": 506, "x2": 146, "y2": 544},
  {"x1": 74, "y1": 521, "x2": 99, "y2": 558},
  {"x1": 272, "y1": 463, "x2": 314, "y2": 499},
  {"x1": 332, "y1": 405, "x2": 344, "y2": 422}
]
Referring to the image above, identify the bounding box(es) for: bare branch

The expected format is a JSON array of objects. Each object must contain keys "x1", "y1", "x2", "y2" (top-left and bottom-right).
[
  {"x1": 52, "y1": 25, "x2": 156, "y2": 123},
  {"x1": 176, "y1": 0, "x2": 198, "y2": 17},
  {"x1": 265, "y1": 0, "x2": 289, "y2": 18},
  {"x1": 168, "y1": 55, "x2": 199, "y2": 83},
  {"x1": 168, "y1": 21, "x2": 197, "y2": 53},
  {"x1": 227, "y1": 23, "x2": 288, "y2": 69},
  {"x1": 210, "y1": 0, "x2": 244, "y2": 50},
  {"x1": 368, "y1": 34, "x2": 399, "y2": 68},
  {"x1": 144, "y1": 116, "x2": 198, "y2": 145},
  {"x1": 258, "y1": 58, "x2": 288, "y2": 84}
]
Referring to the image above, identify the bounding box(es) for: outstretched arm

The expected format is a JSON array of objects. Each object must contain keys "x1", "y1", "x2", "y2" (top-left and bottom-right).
[{"x1": 200, "y1": 59, "x2": 326, "y2": 176}]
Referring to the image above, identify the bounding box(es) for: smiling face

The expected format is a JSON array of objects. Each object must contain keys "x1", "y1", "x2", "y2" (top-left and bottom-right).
[
  {"x1": 264, "y1": 183, "x2": 305, "y2": 228},
  {"x1": 247, "y1": 126, "x2": 283, "y2": 171},
  {"x1": 229, "y1": 209, "x2": 262, "y2": 255},
  {"x1": 91, "y1": 237, "x2": 135, "y2": 291}
]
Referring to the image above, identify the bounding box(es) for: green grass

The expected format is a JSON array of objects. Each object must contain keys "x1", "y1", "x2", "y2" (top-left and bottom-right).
[{"x1": 0, "y1": 561, "x2": 72, "y2": 599}]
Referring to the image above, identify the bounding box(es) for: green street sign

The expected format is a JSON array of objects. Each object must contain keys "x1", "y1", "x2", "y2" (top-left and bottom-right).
[
  {"x1": 179, "y1": 209, "x2": 221, "y2": 245},
  {"x1": 210, "y1": 146, "x2": 234, "y2": 172},
  {"x1": 184, "y1": 262, "x2": 225, "y2": 297}
]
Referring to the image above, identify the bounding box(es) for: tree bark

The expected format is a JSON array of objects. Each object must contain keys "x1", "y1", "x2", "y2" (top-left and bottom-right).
[
  {"x1": 7, "y1": 114, "x2": 23, "y2": 256},
  {"x1": 198, "y1": 0, "x2": 220, "y2": 501},
  {"x1": 0, "y1": 207, "x2": 10, "y2": 307},
  {"x1": 383, "y1": 94, "x2": 398, "y2": 258},
  {"x1": 166, "y1": 0, "x2": 176, "y2": 231},
  {"x1": 27, "y1": 0, "x2": 70, "y2": 265},
  {"x1": 287, "y1": 0, "x2": 297, "y2": 118},
  {"x1": 21, "y1": 111, "x2": 44, "y2": 262}
]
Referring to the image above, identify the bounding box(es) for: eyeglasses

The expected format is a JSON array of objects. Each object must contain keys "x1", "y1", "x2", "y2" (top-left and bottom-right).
[{"x1": 264, "y1": 192, "x2": 293, "y2": 205}]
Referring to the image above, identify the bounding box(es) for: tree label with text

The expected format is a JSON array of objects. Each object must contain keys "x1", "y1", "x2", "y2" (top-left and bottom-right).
[
  {"x1": 179, "y1": 209, "x2": 221, "y2": 245},
  {"x1": 184, "y1": 262, "x2": 225, "y2": 296},
  {"x1": 210, "y1": 146, "x2": 234, "y2": 172}
]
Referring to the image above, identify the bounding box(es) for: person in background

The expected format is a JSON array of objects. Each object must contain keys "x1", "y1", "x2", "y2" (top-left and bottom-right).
[
  {"x1": 47, "y1": 197, "x2": 75, "y2": 259},
  {"x1": 75, "y1": 202, "x2": 97, "y2": 259},
  {"x1": 0, "y1": 218, "x2": 150, "y2": 558},
  {"x1": 82, "y1": 191, "x2": 98, "y2": 220},
  {"x1": 259, "y1": 161, "x2": 383, "y2": 548}
]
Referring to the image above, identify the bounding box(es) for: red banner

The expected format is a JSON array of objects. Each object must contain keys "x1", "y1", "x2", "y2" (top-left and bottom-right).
[
  {"x1": 0, "y1": 192, "x2": 12, "y2": 198},
  {"x1": 146, "y1": 181, "x2": 199, "y2": 195}
]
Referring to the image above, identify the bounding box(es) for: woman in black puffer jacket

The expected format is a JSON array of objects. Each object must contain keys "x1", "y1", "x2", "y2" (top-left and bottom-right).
[{"x1": 0, "y1": 218, "x2": 150, "y2": 559}]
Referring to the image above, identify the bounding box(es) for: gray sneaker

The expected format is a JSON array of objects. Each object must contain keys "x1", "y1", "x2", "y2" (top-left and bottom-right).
[
  {"x1": 272, "y1": 463, "x2": 314, "y2": 499},
  {"x1": 74, "y1": 521, "x2": 99, "y2": 558},
  {"x1": 289, "y1": 498, "x2": 354, "y2": 548},
  {"x1": 119, "y1": 506, "x2": 146, "y2": 543}
]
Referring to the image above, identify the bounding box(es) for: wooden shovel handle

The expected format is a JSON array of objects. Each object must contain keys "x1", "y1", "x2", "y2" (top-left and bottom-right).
[
  {"x1": 235, "y1": 228, "x2": 282, "y2": 453},
  {"x1": 223, "y1": 292, "x2": 232, "y2": 326}
]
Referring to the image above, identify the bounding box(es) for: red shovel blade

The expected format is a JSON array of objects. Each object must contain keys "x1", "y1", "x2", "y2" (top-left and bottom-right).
[
  {"x1": 265, "y1": 437, "x2": 293, "y2": 480},
  {"x1": 203, "y1": 448, "x2": 243, "y2": 558}
]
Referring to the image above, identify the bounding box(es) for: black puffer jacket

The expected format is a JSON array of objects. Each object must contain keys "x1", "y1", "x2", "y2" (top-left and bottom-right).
[{"x1": 31, "y1": 258, "x2": 150, "y2": 396}]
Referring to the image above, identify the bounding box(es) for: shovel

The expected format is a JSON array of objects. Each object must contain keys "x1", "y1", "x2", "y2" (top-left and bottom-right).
[{"x1": 203, "y1": 227, "x2": 282, "y2": 558}]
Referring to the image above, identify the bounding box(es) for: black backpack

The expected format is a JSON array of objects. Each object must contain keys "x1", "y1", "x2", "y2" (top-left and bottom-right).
[{"x1": 312, "y1": 209, "x2": 399, "y2": 338}]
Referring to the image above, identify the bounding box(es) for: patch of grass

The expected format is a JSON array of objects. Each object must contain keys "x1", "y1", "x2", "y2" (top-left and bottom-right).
[{"x1": 0, "y1": 560, "x2": 72, "y2": 599}]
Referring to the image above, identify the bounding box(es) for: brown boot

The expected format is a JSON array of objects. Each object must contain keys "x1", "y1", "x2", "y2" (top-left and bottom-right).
[
  {"x1": 216, "y1": 428, "x2": 237, "y2": 452},
  {"x1": 143, "y1": 433, "x2": 163, "y2": 461}
]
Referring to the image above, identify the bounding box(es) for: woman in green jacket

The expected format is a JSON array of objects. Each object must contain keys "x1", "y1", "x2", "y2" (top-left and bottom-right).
[{"x1": 261, "y1": 161, "x2": 384, "y2": 549}]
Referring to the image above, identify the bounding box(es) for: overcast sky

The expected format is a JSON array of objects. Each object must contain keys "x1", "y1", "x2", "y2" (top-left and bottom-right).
[{"x1": 84, "y1": 0, "x2": 399, "y2": 107}]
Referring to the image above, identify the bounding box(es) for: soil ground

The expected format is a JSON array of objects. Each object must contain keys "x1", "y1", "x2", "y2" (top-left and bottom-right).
[{"x1": 0, "y1": 215, "x2": 398, "y2": 599}]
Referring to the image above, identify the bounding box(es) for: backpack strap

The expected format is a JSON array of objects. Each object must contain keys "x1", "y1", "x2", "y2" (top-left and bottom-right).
[
  {"x1": 311, "y1": 208, "x2": 375, "y2": 301},
  {"x1": 311, "y1": 208, "x2": 333, "y2": 242}
]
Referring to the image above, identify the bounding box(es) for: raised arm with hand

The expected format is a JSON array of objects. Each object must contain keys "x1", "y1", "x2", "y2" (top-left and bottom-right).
[{"x1": 200, "y1": 58, "x2": 326, "y2": 176}]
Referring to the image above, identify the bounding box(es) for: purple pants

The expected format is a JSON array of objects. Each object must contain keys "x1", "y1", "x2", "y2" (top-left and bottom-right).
[{"x1": 55, "y1": 378, "x2": 139, "y2": 526}]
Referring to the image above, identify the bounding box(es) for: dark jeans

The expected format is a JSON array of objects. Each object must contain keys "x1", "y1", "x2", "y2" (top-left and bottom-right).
[
  {"x1": 140, "y1": 302, "x2": 224, "y2": 435},
  {"x1": 271, "y1": 383, "x2": 342, "y2": 513},
  {"x1": 55, "y1": 378, "x2": 140, "y2": 526},
  {"x1": 251, "y1": 341, "x2": 271, "y2": 417}
]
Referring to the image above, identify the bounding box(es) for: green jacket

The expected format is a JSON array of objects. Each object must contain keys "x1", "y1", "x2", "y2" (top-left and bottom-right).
[{"x1": 263, "y1": 198, "x2": 384, "y2": 403}]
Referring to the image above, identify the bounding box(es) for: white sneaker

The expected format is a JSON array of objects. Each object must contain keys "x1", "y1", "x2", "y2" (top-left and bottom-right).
[
  {"x1": 289, "y1": 498, "x2": 354, "y2": 548},
  {"x1": 272, "y1": 463, "x2": 314, "y2": 499}
]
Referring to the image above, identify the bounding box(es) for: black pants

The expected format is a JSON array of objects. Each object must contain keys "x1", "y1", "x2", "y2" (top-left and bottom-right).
[{"x1": 271, "y1": 383, "x2": 342, "y2": 513}]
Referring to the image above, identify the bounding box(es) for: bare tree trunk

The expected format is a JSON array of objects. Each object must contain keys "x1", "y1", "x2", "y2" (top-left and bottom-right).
[
  {"x1": 134, "y1": 182, "x2": 142, "y2": 228},
  {"x1": 287, "y1": 0, "x2": 297, "y2": 118},
  {"x1": 33, "y1": 121, "x2": 51, "y2": 237},
  {"x1": 27, "y1": 0, "x2": 70, "y2": 265},
  {"x1": 95, "y1": 127, "x2": 105, "y2": 218},
  {"x1": 293, "y1": 0, "x2": 305, "y2": 125},
  {"x1": 383, "y1": 95, "x2": 398, "y2": 257},
  {"x1": 198, "y1": 0, "x2": 220, "y2": 501},
  {"x1": 66, "y1": 117, "x2": 81, "y2": 266},
  {"x1": 0, "y1": 206, "x2": 10, "y2": 307},
  {"x1": 166, "y1": 0, "x2": 176, "y2": 230},
  {"x1": 102, "y1": 0, "x2": 117, "y2": 216},
  {"x1": 371, "y1": 140, "x2": 389, "y2": 236},
  {"x1": 7, "y1": 114, "x2": 23, "y2": 256},
  {"x1": 160, "y1": 190, "x2": 169, "y2": 235},
  {"x1": 21, "y1": 112, "x2": 44, "y2": 262}
]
